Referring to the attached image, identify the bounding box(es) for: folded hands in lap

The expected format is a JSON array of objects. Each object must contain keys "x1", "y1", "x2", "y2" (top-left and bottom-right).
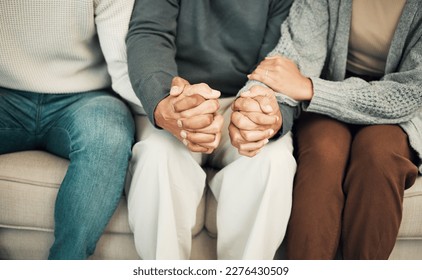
[
  {"x1": 230, "y1": 86, "x2": 282, "y2": 157},
  {"x1": 154, "y1": 77, "x2": 223, "y2": 154},
  {"x1": 155, "y1": 76, "x2": 286, "y2": 157}
]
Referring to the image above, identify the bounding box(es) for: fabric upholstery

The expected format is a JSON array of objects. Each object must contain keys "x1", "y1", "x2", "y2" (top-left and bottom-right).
[{"x1": 0, "y1": 150, "x2": 421, "y2": 259}]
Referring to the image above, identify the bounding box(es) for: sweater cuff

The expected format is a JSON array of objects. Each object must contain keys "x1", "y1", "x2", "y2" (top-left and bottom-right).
[
  {"x1": 305, "y1": 77, "x2": 348, "y2": 116},
  {"x1": 136, "y1": 71, "x2": 174, "y2": 126},
  {"x1": 272, "y1": 103, "x2": 296, "y2": 140}
]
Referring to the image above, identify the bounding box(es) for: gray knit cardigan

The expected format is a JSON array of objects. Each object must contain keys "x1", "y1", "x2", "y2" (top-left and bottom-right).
[{"x1": 245, "y1": 0, "x2": 422, "y2": 171}]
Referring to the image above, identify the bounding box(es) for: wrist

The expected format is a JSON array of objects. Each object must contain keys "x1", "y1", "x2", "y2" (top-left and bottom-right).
[
  {"x1": 301, "y1": 77, "x2": 314, "y2": 101},
  {"x1": 154, "y1": 100, "x2": 167, "y2": 129}
]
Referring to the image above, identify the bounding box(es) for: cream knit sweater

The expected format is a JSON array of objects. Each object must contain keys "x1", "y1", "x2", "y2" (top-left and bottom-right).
[{"x1": 0, "y1": 0, "x2": 143, "y2": 113}]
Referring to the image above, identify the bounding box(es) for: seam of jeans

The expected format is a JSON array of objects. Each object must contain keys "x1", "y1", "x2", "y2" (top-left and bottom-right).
[{"x1": 35, "y1": 94, "x2": 43, "y2": 135}]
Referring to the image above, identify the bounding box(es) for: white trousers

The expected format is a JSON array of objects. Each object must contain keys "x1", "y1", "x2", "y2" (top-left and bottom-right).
[{"x1": 126, "y1": 98, "x2": 297, "y2": 259}]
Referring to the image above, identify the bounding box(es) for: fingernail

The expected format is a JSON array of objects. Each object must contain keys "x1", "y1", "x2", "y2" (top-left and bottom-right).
[
  {"x1": 177, "y1": 119, "x2": 183, "y2": 128},
  {"x1": 268, "y1": 129, "x2": 274, "y2": 136},
  {"x1": 170, "y1": 86, "x2": 179, "y2": 95},
  {"x1": 180, "y1": 130, "x2": 187, "y2": 139},
  {"x1": 182, "y1": 139, "x2": 188, "y2": 146},
  {"x1": 264, "y1": 139, "x2": 269, "y2": 144}
]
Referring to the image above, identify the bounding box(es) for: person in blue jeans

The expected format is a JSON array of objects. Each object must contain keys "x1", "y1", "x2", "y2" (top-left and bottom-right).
[{"x1": 0, "y1": 1, "x2": 142, "y2": 259}]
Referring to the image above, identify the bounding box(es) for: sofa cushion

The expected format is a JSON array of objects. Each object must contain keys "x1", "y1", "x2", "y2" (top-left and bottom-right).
[
  {"x1": 0, "y1": 150, "x2": 205, "y2": 236},
  {"x1": 398, "y1": 177, "x2": 422, "y2": 239},
  {"x1": 204, "y1": 175, "x2": 422, "y2": 240},
  {"x1": 0, "y1": 151, "x2": 68, "y2": 232}
]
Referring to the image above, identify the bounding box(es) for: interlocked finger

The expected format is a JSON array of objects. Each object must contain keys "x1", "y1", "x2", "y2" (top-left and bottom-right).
[
  {"x1": 239, "y1": 129, "x2": 273, "y2": 142},
  {"x1": 184, "y1": 83, "x2": 221, "y2": 99},
  {"x1": 173, "y1": 94, "x2": 206, "y2": 112},
  {"x1": 183, "y1": 140, "x2": 209, "y2": 153},
  {"x1": 231, "y1": 111, "x2": 266, "y2": 131},
  {"x1": 232, "y1": 97, "x2": 261, "y2": 112},
  {"x1": 195, "y1": 114, "x2": 224, "y2": 134},
  {"x1": 229, "y1": 123, "x2": 244, "y2": 148},
  {"x1": 180, "y1": 130, "x2": 216, "y2": 144},
  {"x1": 197, "y1": 132, "x2": 221, "y2": 152},
  {"x1": 180, "y1": 99, "x2": 219, "y2": 118},
  {"x1": 178, "y1": 114, "x2": 214, "y2": 130},
  {"x1": 239, "y1": 138, "x2": 269, "y2": 152},
  {"x1": 241, "y1": 111, "x2": 278, "y2": 126}
]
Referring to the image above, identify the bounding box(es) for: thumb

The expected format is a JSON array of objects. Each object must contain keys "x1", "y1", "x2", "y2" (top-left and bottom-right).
[{"x1": 170, "y1": 76, "x2": 190, "y2": 96}]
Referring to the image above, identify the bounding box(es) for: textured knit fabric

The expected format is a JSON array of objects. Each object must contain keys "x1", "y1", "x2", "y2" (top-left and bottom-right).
[
  {"x1": 347, "y1": 0, "x2": 406, "y2": 77},
  {"x1": 245, "y1": 0, "x2": 422, "y2": 171},
  {"x1": 127, "y1": 0, "x2": 294, "y2": 134},
  {"x1": 0, "y1": 0, "x2": 143, "y2": 113}
]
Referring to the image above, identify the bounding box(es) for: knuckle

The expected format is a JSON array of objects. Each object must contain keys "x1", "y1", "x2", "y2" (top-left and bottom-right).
[
  {"x1": 233, "y1": 98, "x2": 241, "y2": 110},
  {"x1": 234, "y1": 132, "x2": 243, "y2": 143},
  {"x1": 256, "y1": 115, "x2": 265, "y2": 124},
  {"x1": 231, "y1": 112, "x2": 239, "y2": 124},
  {"x1": 197, "y1": 83, "x2": 210, "y2": 92},
  {"x1": 236, "y1": 116, "x2": 246, "y2": 128},
  {"x1": 244, "y1": 133, "x2": 256, "y2": 142},
  {"x1": 240, "y1": 130, "x2": 251, "y2": 141},
  {"x1": 210, "y1": 100, "x2": 219, "y2": 111},
  {"x1": 209, "y1": 142, "x2": 218, "y2": 149},
  {"x1": 204, "y1": 115, "x2": 213, "y2": 126}
]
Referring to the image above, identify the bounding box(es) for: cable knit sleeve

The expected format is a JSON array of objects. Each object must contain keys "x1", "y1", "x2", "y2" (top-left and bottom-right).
[
  {"x1": 267, "y1": 0, "x2": 329, "y2": 77},
  {"x1": 306, "y1": 35, "x2": 422, "y2": 124},
  {"x1": 238, "y1": 0, "x2": 330, "y2": 136},
  {"x1": 94, "y1": 0, "x2": 145, "y2": 114}
]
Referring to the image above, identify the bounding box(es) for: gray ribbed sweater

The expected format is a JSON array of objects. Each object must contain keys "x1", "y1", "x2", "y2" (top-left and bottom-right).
[{"x1": 246, "y1": 0, "x2": 422, "y2": 171}]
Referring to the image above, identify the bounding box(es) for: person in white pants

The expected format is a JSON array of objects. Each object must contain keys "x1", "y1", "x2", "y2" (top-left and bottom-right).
[
  {"x1": 127, "y1": 94, "x2": 296, "y2": 260},
  {"x1": 126, "y1": 0, "x2": 296, "y2": 260}
]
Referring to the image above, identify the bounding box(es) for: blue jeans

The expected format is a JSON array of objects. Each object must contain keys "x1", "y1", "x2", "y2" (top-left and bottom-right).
[{"x1": 0, "y1": 87, "x2": 135, "y2": 259}]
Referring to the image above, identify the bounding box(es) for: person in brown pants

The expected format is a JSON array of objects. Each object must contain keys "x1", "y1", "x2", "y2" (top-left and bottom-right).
[
  {"x1": 243, "y1": 0, "x2": 422, "y2": 259},
  {"x1": 287, "y1": 112, "x2": 418, "y2": 259}
]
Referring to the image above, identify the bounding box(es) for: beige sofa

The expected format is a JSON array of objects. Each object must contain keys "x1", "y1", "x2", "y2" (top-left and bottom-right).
[{"x1": 0, "y1": 138, "x2": 421, "y2": 259}]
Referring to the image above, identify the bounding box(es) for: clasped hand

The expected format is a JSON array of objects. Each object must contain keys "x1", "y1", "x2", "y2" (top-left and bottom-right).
[
  {"x1": 154, "y1": 78, "x2": 282, "y2": 157},
  {"x1": 154, "y1": 77, "x2": 223, "y2": 154},
  {"x1": 229, "y1": 85, "x2": 282, "y2": 157}
]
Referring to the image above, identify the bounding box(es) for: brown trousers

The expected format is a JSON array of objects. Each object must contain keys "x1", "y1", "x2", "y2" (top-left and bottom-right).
[{"x1": 285, "y1": 113, "x2": 418, "y2": 260}]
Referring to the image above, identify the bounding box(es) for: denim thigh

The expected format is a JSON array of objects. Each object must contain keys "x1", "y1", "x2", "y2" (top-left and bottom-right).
[
  {"x1": 0, "y1": 87, "x2": 41, "y2": 153},
  {"x1": 0, "y1": 87, "x2": 135, "y2": 158},
  {"x1": 38, "y1": 90, "x2": 135, "y2": 160}
]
